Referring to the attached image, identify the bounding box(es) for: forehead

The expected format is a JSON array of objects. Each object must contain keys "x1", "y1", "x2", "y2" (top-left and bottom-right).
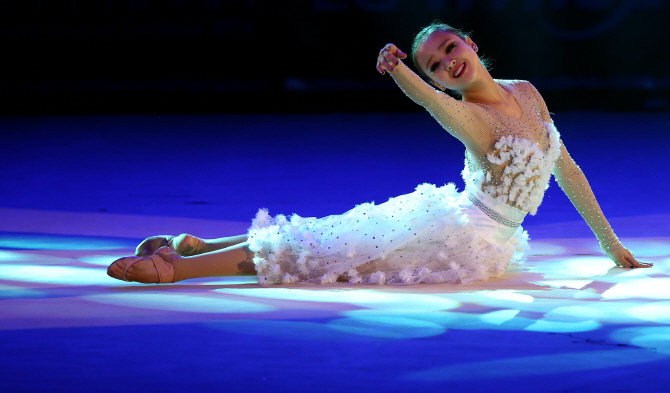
[{"x1": 416, "y1": 30, "x2": 462, "y2": 62}]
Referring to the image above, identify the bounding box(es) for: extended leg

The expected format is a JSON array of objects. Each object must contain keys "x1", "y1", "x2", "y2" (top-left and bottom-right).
[
  {"x1": 197, "y1": 235, "x2": 248, "y2": 254},
  {"x1": 108, "y1": 242, "x2": 256, "y2": 283},
  {"x1": 136, "y1": 234, "x2": 248, "y2": 256},
  {"x1": 171, "y1": 242, "x2": 256, "y2": 282}
]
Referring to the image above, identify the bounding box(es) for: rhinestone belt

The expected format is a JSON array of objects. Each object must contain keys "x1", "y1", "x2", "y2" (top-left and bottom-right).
[{"x1": 466, "y1": 192, "x2": 522, "y2": 228}]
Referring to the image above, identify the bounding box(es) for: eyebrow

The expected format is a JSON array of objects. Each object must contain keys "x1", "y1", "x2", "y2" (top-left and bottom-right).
[{"x1": 425, "y1": 39, "x2": 451, "y2": 72}]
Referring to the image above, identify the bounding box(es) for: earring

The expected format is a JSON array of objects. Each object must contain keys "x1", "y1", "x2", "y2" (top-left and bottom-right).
[{"x1": 473, "y1": 45, "x2": 478, "y2": 52}]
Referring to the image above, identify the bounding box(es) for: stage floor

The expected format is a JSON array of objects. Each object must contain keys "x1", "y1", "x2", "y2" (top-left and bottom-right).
[{"x1": 1, "y1": 113, "x2": 669, "y2": 392}]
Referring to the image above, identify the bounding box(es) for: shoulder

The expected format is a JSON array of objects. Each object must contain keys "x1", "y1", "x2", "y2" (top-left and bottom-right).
[
  {"x1": 494, "y1": 79, "x2": 529, "y2": 87},
  {"x1": 501, "y1": 79, "x2": 548, "y2": 107},
  {"x1": 496, "y1": 79, "x2": 538, "y2": 94}
]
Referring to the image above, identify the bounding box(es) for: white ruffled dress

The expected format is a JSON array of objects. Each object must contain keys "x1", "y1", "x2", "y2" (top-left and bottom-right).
[{"x1": 248, "y1": 80, "x2": 562, "y2": 285}]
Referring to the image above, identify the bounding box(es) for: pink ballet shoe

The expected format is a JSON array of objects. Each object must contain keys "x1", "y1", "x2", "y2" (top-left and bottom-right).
[
  {"x1": 108, "y1": 246, "x2": 179, "y2": 284},
  {"x1": 135, "y1": 234, "x2": 203, "y2": 257}
]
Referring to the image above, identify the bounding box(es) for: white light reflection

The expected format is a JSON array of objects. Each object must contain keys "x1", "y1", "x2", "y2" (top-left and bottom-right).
[
  {"x1": 0, "y1": 250, "x2": 27, "y2": 262},
  {"x1": 479, "y1": 309, "x2": 520, "y2": 325},
  {"x1": 447, "y1": 290, "x2": 545, "y2": 312},
  {"x1": 83, "y1": 293, "x2": 275, "y2": 313},
  {"x1": 530, "y1": 256, "x2": 613, "y2": 279},
  {"x1": 214, "y1": 288, "x2": 460, "y2": 312},
  {"x1": 526, "y1": 241, "x2": 566, "y2": 256},
  {"x1": 546, "y1": 302, "x2": 643, "y2": 325},
  {"x1": 602, "y1": 278, "x2": 670, "y2": 300},
  {"x1": 0, "y1": 264, "x2": 117, "y2": 286},
  {"x1": 625, "y1": 301, "x2": 670, "y2": 324},
  {"x1": 534, "y1": 280, "x2": 591, "y2": 289},
  {"x1": 78, "y1": 255, "x2": 127, "y2": 266},
  {"x1": 482, "y1": 290, "x2": 534, "y2": 303},
  {"x1": 404, "y1": 349, "x2": 666, "y2": 381},
  {"x1": 0, "y1": 234, "x2": 133, "y2": 250},
  {"x1": 339, "y1": 308, "x2": 598, "y2": 334}
]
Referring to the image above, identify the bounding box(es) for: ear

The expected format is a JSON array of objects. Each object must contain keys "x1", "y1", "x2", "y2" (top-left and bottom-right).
[
  {"x1": 465, "y1": 36, "x2": 478, "y2": 52},
  {"x1": 430, "y1": 80, "x2": 446, "y2": 91}
]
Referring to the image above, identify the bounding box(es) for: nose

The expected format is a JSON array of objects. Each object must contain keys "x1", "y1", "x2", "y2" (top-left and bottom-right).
[{"x1": 445, "y1": 59, "x2": 456, "y2": 71}]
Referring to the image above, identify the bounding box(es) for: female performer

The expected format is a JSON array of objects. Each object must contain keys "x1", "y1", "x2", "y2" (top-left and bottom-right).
[{"x1": 107, "y1": 23, "x2": 651, "y2": 285}]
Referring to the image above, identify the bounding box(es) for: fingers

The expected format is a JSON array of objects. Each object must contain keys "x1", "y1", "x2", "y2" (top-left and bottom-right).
[
  {"x1": 385, "y1": 43, "x2": 408, "y2": 59},
  {"x1": 376, "y1": 43, "x2": 406, "y2": 75},
  {"x1": 376, "y1": 61, "x2": 385, "y2": 75},
  {"x1": 622, "y1": 251, "x2": 653, "y2": 269},
  {"x1": 626, "y1": 254, "x2": 653, "y2": 269},
  {"x1": 377, "y1": 52, "x2": 397, "y2": 74},
  {"x1": 376, "y1": 56, "x2": 392, "y2": 75},
  {"x1": 609, "y1": 248, "x2": 653, "y2": 269}
]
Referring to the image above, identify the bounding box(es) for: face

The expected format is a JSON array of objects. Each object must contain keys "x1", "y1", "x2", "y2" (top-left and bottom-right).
[{"x1": 415, "y1": 30, "x2": 480, "y2": 92}]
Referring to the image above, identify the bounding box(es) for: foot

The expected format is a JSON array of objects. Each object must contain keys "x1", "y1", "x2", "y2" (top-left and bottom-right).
[
  {"x1": 135, "y1": 234, "x2": 203, "y2": 257},
  {"x1": 108, "y1": 247, "x2": 180, "y2": 283}
]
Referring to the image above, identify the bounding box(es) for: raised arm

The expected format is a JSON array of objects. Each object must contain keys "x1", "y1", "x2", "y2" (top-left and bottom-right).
[
  {"x1": 528, "y1": 85, "x2": 651, "y2": 269},
  {"x1": 376, "y1": 44, "x2": 488, "y2": 153}
]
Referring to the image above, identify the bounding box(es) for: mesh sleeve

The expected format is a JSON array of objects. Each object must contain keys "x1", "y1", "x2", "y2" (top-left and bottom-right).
[
  {"x1": 552, "y1": 141, "x2": 623, "y2": 255},
  {"x1": 530, "y1": 82, "x2": 623, "y2": 255},
  {"x1": 390, "y1": 61, "x2": 489, "y2": 152}
]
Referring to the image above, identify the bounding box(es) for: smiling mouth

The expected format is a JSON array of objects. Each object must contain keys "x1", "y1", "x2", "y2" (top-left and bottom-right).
[{"x1": 453, "y1": 62, "x2": 465, "y2": 78}]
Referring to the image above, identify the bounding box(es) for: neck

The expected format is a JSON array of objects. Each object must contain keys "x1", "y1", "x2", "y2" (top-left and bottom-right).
[{"x1": 459, "y1": 68, "x2": 507, "y2": 105}]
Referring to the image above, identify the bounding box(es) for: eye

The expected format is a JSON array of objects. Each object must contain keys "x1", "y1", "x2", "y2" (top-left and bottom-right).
[
  {"x1": 430, "y1": 62, "x2": 439, "y2": 74},
  {"x1": 446, "y1": 42, "x2": 456, "y2": 53}
]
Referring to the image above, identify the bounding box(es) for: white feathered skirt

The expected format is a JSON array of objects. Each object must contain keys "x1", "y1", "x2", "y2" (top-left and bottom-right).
[{"x1": 247, "y1": 183, "x2": 529, "y2": 285}]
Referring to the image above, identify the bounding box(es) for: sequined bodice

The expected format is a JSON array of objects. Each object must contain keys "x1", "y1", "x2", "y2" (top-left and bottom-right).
[
  {"x1": 388, "y1": 63, "x2": 561, "y2": 214},
  {"x1": 461, "y1": 80, "x2": 561, "y2": 215}
]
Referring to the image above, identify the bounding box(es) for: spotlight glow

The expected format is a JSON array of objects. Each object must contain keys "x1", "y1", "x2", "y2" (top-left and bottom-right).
[
  {"x1": 83, "y1": 293, "x2": 275, "y2": 313},
  {"x1": 545, "y1": 302, "x2": 642, "y2": 324},
  {"x1": 482, "y1": 290, "x2": 534, "y2": 303},
  {"x1": 0, "y1": 233, "x2": 135, "y2": 250},
  {"x1": 555, "y1": 257, "x2": 613, "y2": 278},
  {"x1": 0, "y1": 250, "x2": 27, "y2": 262},
  {"x1": 602, "y1": 278, "x2": 670, "y2": 300},
  {"x1": 78, "y1": 255, "x2": 128, "y2": 266},
  {"x1": 0, "y1": 264, "x2": 118, "y2": 286},
  {"x1": 215, "y1": 288, "x2": 460, "y2": 311},
  {"x1": 479, "y1": 309, "x2": 520, "y2": 325},
  {"x1": 534, "y1": 279, "x2": 592, "y2": 289},
  {"x1": 625, "y1": 302, "x2": 670, "y2": 324},
  {"x1": 592, "y1": 239, "x2": 670, "y2": 257},
  {"x1": 526, "y1": 241, "x2": 566, "y2": 256}
]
